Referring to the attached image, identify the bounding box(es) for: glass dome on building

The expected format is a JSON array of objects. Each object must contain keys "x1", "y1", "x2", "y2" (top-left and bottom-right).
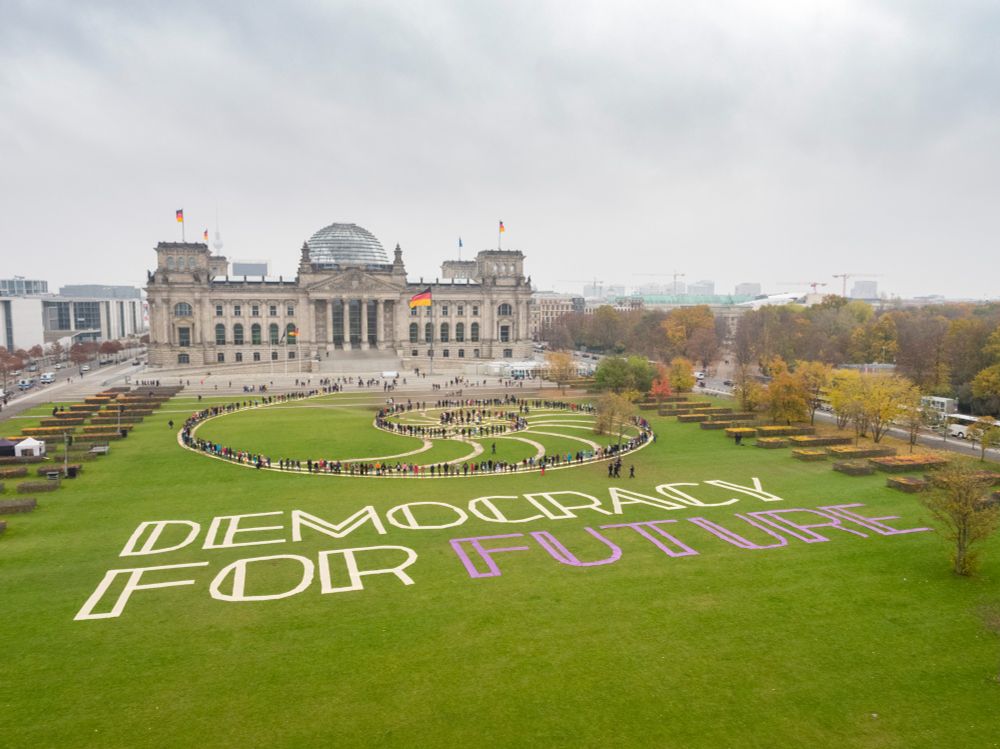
[{"x1": 306, "y1": 223, "x2": 390, "y2": 266}]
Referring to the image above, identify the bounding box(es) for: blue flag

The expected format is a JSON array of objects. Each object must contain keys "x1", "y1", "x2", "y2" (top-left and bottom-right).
[{"x1": 458, "y1": 237, "x2": 463, "y2": 248}]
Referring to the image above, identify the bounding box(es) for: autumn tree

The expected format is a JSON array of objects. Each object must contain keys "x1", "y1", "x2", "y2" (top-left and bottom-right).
[
  {"x1": 920, "y1": 463, "x2": 1000, "y2": 576},
  {"x1": 667, "y1": 357, "x2": 695, "y2": 393},
  {"x1": 28, "y1": 344, "x2": 44, "y2": 360},
  {"x1": 897, "y1": 384, "x2": 927, "y2": 453},
  {"x1": 46, "y1": 341, "x2": 65, "y2": 361},
  {"x1": 970, "y1": 417, "x2": 1000, "y2": 462},
  {"x1": 648, "y1": 364, "x2": 673, "y2": 407},
  {"x1": 69, "y1": 343, "x2": 91, "y2": 366},
  {"x1": 594, "y1": 356, "x2": 654, "y2": 398},
  {"x1": 795, "y1": 360, "x2": 833, "y2": 425},
  {"x1": 0, "y1": 347, "x2": 25, "y2": 390},
  {"x1": 761, "y1": 357, "x2": 808, "y2": 425},
  {"x1": 864, "y1": 374, "x2": 914, "y2": 444},
  {"x1": 594, "y1": 392, "x2": 637, "y2": 446},
  {"x1": 827, "y1": 370, "x2": 864, "y2": 432},
  {"x1": 545, "y1": 351, "x2": 577, "y2": 394}
]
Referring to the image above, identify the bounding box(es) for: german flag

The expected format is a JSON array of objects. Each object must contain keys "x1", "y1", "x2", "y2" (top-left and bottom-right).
[
  {"x1": 176, "y1": 209, "x2": 184, "y2": 223},
  {"x1": 409, "y1": 287, "x2": 432, "y2": 308}
]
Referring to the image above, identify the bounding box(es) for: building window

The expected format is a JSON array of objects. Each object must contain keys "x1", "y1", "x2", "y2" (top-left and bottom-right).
[
  {"x1": 215, "y1": 324, "x2": 226, "y2": 345},
  {"x1": 178, "y1": 353, "x2": 189, "y2": 364},
  {"x1": 286, "y1": 304, "x2": 295, "y2": 316},
  {"x1": 253, "y1": 351, "x2": 261, "y2": 362},
  {"x1": 174, "y1": 302, "x2": 193, "y2": 317},
  {"x1": 440, "y1": 323, "x2": 449, "y2": 342},
  {"x1": 470, "y1": 322, "x2": 480, "y2": 342},
  {"x1": 410, "y1": 307, "x2": 418, "y2": 316},
  {"x1": 424, "y1": 322, "x2": 433, "y2": 342},
  {"x1": 269, "y1": 305, "x2": 278, "y2": 316},
  {"x1": 409, "y1": 323, "x2": 418, "y2": 343},
  {"x1": 251, "y1": 324, "x2": 261, "y2": 345},
  {"x1": 458, "y1": 349, "x2": 465, "y2": 358},
  {"x1": 427, "y1": 349, "x2": 433, "y2": 357},
  {"x1": 472, "y1": 305, "x2": 479, "y2": 316},
  {"x1": 251, "y1": 305, "x2": 260, "y2": 317},
  {"x1": 503, "y1": 348, "x2": 513, "y2": 358},
  {"x1": 500, "y1": 324, "x2": 510, "y2": 342},
  {"x1": 269, "y1": 323, "x2": 279, "y2": 345},
  {"x1": 457, "y1": 304, "x2": 464, "y2": 316},
  {"x1": 217, "y1": 353, "x2": 225, "y2": 363},
  {"x1": 178, "y1": 327, "x2": 191, "y2": 347},
  {"x1": 473, "y1": 348, "x2": 480, "y2": 358},
  {"x1": 234, "y1": 304, "x2": 242, "y2": 316},
  {"x1": 498, "y1": 303, "x2": 512, "y2": 316},
  {"x1": 235, "y1": 352, "x2": 243, "y2": 363},
  {"x1": 271, "y1": 351, "x2": 278, "y2": 361},
  {"x1": 215, "y1": 304, "x2": 223, "y2": 317},
  {"x1": 286, "y1": 323, "x2": 297, "y2": 343},
  {"x1": 411, "y1": 349, "x2": 418, "y2": 357},
  {"x1": 233, "y1": 324, "x2": 244, "y2": 345},
  {"x1": 166, "y1": 257, "x2": 175, "y2": 270},
  {"x1": 441, "y1": 305, "x2": 449, "y2": 316},
  {"x1": 288, "y1": 351, "x2": 296, "y2": 360},
  {"x1": 442, "y1": 349, "x2": 450, "y2": 358},
  {"x1": 455, "y1": 322, "x2": 465, "y2": 342}
]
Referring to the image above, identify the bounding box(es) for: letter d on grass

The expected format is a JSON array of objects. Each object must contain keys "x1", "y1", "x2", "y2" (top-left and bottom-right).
[{"x1": 120, "y1": 520, "x2": 201, "y2": 556}]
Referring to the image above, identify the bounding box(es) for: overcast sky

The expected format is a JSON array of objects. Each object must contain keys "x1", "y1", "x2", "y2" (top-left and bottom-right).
[{"x1": 2, "y1": 0, "x2": 998, "y2": 300}]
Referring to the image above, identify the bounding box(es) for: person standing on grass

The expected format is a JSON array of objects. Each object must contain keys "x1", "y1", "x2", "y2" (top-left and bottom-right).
[{"x1": 629, "y1": 465, "x2": 635, "y2": 479}]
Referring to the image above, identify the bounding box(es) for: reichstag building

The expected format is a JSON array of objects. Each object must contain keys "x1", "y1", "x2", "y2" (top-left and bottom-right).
[{"x1": 146, "y1": 222, "x2": 533, "y2": 370}]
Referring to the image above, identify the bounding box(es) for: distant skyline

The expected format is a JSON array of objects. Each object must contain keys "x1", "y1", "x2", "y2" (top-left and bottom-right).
[{"x1": 2, "y1": 1, "x2": 999, "y2": 300}]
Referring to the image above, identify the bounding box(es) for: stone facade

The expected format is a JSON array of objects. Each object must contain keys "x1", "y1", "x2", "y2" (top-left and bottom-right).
[{"x1": 146, "y1": 223, "x2": 534, "y2": 370}]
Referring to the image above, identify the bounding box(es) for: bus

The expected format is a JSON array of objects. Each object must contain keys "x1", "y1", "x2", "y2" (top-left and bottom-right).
[{"x1": 946, "y1": 413, "x2": 1000, "y2": 440}]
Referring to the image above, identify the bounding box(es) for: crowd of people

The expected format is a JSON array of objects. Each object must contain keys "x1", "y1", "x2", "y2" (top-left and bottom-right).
[{"x1": 178, "y1": 390, "x2": 653, "y2": 479}]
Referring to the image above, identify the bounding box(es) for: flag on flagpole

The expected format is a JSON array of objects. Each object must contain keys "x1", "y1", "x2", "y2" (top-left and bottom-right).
[
  {"x1": 176, "y1": 209, "x2": 184, "y2": 223},
  {"x1": 409, "y1": 287, "x2": 432, "y2": 308},
  {"x1": 203, "y1": 229, "x2": 209, "y2": 241},
  {"x1": 458, "y1": 237, "x2": 463, "y2": 248},
  {"x1": 499, "y1": 220, "x2": 505, "y2": 233}
]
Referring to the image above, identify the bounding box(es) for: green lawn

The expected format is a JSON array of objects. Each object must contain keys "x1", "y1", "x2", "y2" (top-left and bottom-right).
[{"x1": 1, "y1": 393, "x2": 999, "y2": 748}]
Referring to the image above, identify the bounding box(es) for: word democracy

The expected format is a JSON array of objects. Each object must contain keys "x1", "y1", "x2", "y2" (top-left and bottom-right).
[{"x1": 74, "y1": 477, "x2": 931, "y2": 621}]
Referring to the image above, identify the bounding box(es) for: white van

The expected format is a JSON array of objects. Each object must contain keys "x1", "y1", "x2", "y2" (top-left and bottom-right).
[{"x1": 40, "y1": 372, "x2": 55, "y2": 384}]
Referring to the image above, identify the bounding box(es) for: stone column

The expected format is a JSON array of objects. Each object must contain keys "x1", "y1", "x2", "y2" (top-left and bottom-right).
[
  {"x1": 376, "y1": 299, "x2": 384, "y2": 350},
  {"x1": 360, "y1": 297, "x2": 369, "y2": 349},
  {"x1": 341, "y1": 297, "x2": 350, "y2": 349}
]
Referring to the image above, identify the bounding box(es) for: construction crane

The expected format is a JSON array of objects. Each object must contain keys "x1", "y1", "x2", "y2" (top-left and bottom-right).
[
  {"x1": 633, "y1": 271, "x2": 685, "y2": 293},
  {"x1": 832, "y1": 273, "x2": 881, "y2": 297},
  {"x1": 779, "y1": 281, "x2": 828, "y2": 294}
]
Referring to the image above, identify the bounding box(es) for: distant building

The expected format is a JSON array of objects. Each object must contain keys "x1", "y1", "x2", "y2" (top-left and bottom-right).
[
  {"x1": 851, "y1": 280, "x2": 878, "y2": 299},
  {"x1": 583, "y1": 283, "x2": 625, "y2": 299},
  {"x1": 687, "y1": 279, "x2": 715, "y2": 296},
  {"x1": 530, "y1": 292, "x2": 585, "y2": 339},
  {"x1": 734, "y1": 282, "x2": 761, "y2": 297},
  {"x1": 58, "y1": 284, "x2": 141, "y2": 299},
  {"x1": 0, "y1": 284, "x2": 145, "y2": 350},
  {"x1": 0, "y1": 278, "x2": 48, "y2": 296}
]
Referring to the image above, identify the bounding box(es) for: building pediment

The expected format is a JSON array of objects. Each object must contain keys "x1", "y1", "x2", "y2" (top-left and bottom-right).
[{"x1": 303, "y1": 269, "x2": 404, "y2": 295}]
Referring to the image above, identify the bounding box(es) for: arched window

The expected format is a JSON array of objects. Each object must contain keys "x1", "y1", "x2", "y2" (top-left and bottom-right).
[
  {"x1": 269, "y1": 323, "x2": 279, "y2": 345},
  {"x1": 440, "y1": 323, "x2": 449, "y2": 343},
  {"x1": 166, "y1": 256, "x2": 175, "y2": 270},
  {"x1": 251, "y1": 323, "x2": 261, "y2": 345},
  {"x1": 455, "y1": 322, "x2": 465, "y2": 342},
  {"x1": 215, "y1": 324, "x2": 226, "y2": 345},
  {"x1": 187, "y1": 256, "x2": 197, "y2": 270},
  {"x1": 174, "y1": 302, "x2": 193, "y2": 317},
  {"x1": 497, "y1": 303, "x2": 512, "y2": 317},
  {"x1": 233, "y1": 323, "x2": 244, "y2": 345},
  {"x1": 286, "y1": 323, "x2": 297, "y2": 344},
  {"x1": 177, "y1": 353, "x2": 190, "y2": 364},
  {"x1": 424, "y1": 322, "x2": 433, "y2": 342},
  {"x1": 470, "y1": 322, "x2": 480, "y2": 342},
  {"x1": 409, "y1": 322, "x2": 418, "y2": 343}
]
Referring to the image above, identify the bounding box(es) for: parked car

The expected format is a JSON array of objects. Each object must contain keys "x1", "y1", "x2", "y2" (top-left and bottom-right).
[{"x1": 81, "y1": 364, "x2": 91, "y2": 372}]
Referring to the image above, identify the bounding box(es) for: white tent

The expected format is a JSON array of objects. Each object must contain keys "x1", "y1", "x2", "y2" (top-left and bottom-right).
[{"x1": 14, "y1": 437, "x2": 46, "y2": 457}]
